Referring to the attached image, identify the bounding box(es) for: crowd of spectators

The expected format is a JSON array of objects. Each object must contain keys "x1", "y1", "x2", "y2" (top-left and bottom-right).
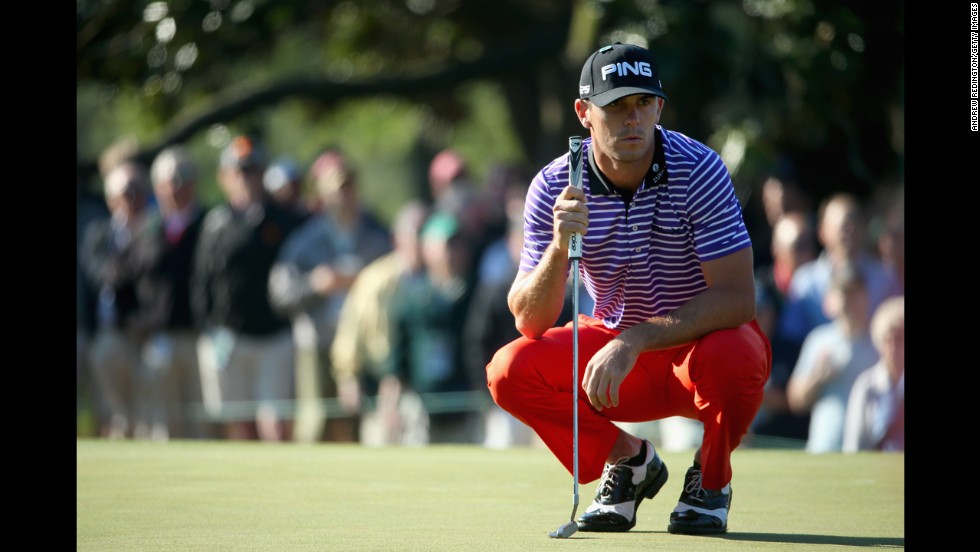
[{"x1": 77, "y1": 139, "x2": 904, "y2": 453}]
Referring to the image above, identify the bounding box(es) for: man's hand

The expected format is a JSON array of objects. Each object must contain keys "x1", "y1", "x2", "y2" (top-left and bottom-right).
[
  {"x1": 552, "y1": 184, "x2": 588, "y2": 253},
  {"x1": 582, "y1": 337, "x2": 640, "y2": 410},
  {"x1": 309, "y1": 264, "x2": 339, "y2": 296}
]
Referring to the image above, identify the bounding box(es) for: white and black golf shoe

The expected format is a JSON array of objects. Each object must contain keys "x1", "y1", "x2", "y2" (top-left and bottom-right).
[
  {"x1": 576, "y1": 440, "x2": 668, "y2": 532},
  {"x1": 667, "y1": 463, "x2": 732, "y2": 535}
]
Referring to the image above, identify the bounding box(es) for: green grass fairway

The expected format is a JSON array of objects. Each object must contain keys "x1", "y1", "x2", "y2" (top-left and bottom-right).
[{"x1": 76, "y1": 439, "x2": 904, "y2": 551}]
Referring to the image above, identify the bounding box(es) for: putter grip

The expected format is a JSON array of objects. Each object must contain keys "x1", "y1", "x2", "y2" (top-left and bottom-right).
[{"x1": 568, "y1": 136, "x2": 584, "y2": 260}]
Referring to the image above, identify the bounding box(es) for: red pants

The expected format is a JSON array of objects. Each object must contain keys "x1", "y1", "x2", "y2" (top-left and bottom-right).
[{"x1": 487, "y1": 315, "x2": 771, "y2": 489}]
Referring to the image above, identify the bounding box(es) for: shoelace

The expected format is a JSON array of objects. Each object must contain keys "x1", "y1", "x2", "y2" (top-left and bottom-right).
[
  {"x1": 683, "y1": 468, "x2": 706, "y2": 498},
  {"x1": 598, "y1": 463, "x2": 629, "y2": 498}
]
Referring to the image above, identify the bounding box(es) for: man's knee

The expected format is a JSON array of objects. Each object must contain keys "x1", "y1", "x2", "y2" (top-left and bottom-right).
[
  {"x1": 694, "y1": 326, "x2": 769, "y2": 389},
  {"x1": 486, "y1": 337, "x2": 539, "y2": 410}
]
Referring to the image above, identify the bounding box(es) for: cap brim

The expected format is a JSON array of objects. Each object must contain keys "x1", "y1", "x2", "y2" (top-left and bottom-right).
[{"x1": 587, "y1": 86, "x2": 668, "y2": 107}]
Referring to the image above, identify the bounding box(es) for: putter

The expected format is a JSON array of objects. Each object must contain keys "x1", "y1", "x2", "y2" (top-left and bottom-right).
[{"x1": 549, "y1": 136, "x2": 584, "y2": 539}]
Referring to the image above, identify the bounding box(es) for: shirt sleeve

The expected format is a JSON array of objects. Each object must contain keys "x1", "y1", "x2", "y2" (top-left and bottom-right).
[
  {"x1": 519, "y1": 158, "x2": 566, "y2": 274},
  {"x1": 684, "y1": 148, "x2": 753, "y2": 262}
]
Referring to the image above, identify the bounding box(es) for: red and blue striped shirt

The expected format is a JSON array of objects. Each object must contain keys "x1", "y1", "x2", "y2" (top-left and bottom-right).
[{"x1": 520, "y1": 129, "x2": 751, "y2": 330}]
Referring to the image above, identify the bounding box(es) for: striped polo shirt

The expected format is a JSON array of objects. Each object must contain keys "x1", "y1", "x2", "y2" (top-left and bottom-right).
[{"x1": 520, "y1": 129, "x2": 751, "y2": 330}]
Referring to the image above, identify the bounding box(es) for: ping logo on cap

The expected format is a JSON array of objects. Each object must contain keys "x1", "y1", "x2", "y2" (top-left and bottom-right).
[
  {"x1": 579, "y1": 43, "x2": 668, "y2": 106},
  {"x1": 600, "y1": 61, "x2": 653, "y2": 81}
]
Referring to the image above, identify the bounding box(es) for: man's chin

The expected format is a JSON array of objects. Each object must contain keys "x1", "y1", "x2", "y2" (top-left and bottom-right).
[{"x1": 614, "y1": 140, "x2": 651, "y2": 160}]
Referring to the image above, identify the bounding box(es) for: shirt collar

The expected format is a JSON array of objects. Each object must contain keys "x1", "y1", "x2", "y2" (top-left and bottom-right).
[{"x1": 586, "y1": 127, "x2": 670, "y2": 196}]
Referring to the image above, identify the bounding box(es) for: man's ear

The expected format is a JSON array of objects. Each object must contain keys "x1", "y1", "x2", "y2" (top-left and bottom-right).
[{"x1": 574, "y1": 99, "x2": 590, "y2": 129}]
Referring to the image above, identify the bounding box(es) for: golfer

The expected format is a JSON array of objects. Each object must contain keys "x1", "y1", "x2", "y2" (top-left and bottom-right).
[{"x1": 486, "y1": 43, "x2": 771, "y2": 535}]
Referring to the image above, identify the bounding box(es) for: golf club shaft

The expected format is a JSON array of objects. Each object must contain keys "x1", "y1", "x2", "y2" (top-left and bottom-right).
[
  {"x1": 548, "y1": 136, "x2": 585, "y2": 539},
  {"x1": 567, "y1": 136, "x2": 584, "y2": 521},
  {"x1": 571, "y1": 258, "x2": 579, "y2": 521}
]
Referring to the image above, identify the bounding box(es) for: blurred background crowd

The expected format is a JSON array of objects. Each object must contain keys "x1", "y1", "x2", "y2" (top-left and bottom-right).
[{"x1": 76, "y1": 1, "x2": 905, "y2": 453}]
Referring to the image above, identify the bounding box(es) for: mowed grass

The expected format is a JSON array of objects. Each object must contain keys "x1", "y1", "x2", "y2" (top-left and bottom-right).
[{"x1": 76, "y1": 439, "x2": 904, "y2": 551}]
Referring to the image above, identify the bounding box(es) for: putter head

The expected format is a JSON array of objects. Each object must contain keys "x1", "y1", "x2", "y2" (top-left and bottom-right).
[{"x1": 548, "y1": 521, "x2": 578, "y2": 539}]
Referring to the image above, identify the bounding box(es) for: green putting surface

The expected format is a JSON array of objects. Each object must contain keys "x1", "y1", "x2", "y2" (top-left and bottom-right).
[{"x1": 76, "y1": 439, "x2": 904, "y2": 551}]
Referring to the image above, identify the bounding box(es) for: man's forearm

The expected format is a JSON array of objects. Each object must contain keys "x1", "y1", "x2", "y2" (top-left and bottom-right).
[
  {"x1": 508, "y1": 244, "x2": 570, "y2": 339},
  {"x1": 618, "y1": 286, "x2": 756, "y2": 353}
]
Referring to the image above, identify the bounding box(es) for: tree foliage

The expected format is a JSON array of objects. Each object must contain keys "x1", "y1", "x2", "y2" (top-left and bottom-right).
[{"x1": 77, "y1": 0, "x2": 904, "y2": 209}]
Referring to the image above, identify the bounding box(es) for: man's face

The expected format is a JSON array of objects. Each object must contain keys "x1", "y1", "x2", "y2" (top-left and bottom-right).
[
  {"x1": 219, "y1": 164, "x2": 264, "y2": 205},
  {"x1": 316, "y1": 168, "x2": 355, "y2": 207},
  {"x1": 105, "y1": 163, "x2": 148, "y2": 218},
  {"x1": 578, "y1": 94, "x2": 663, "y2": 164},
  {"x1": 155, "y1": 175, "x2": 195, "y2": 213}
]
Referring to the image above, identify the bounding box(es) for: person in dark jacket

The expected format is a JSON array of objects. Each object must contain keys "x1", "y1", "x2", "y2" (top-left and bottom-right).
[
  {"x1": 192, "y1": 135, "x2": 305, "y2": 441},
  {"x1": 81, "y1": 160, "x2": 158, "y2": 439},
  {"x1": 137, "y1": 145, "x2": 214, "y2": 439}
]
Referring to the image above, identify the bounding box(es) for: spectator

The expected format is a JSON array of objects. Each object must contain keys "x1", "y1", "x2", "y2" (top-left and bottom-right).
[
  {"x1": 426, "y1": 149, "x2": 501, "y2": 288},
  {"x1": 760, "y1": 176, "x2": 811, "y2": 236},
  {"x1": 269, "y1": 148, "x2": 392, "y2": 443},
  {"x1": 743, "y1": 172, "x2": 812, "y2": 270},
  {"x1": 755, "y1": 212, "x2": 819, "y2": 337},
  {"x1": 462, "y1": 212, "x2": 536, "y2": 448},
  {"x1": 192, "y1": 135, "x2": 304, "y2": 441},
  {"x1": 141, "y1": 145, "x2": 214, "y2": 439},
  {"x1": 786, "y1": 263, "x2": 879, "y2": 453},
  {"x1": 385, "y1": 209, "x2": 479, "y2": 444},
  {"x1": 473, "y1": 163, "x2": 531, "y2": 288},
  {"x1": 875, "y1": 188, "x2": 904, "y2": 295},
  {"x1": 778, "y1": 192, "x2": 900, "y2": 350},
  {"x1": 843, "y1": 295, "x2": 904, "y2": 452},
  {"x1": 427, "y1": 148, "x2": 469, "y2": 208},
  {"x1": 330, "y1": 200, "x2": 431, "y2": 446},
  {"x1": 80, "y1": 160, "x2": 157, "y2": 439},
  {"x1": 750, "y1": 211, "x2": 819, "y2": 443}
]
